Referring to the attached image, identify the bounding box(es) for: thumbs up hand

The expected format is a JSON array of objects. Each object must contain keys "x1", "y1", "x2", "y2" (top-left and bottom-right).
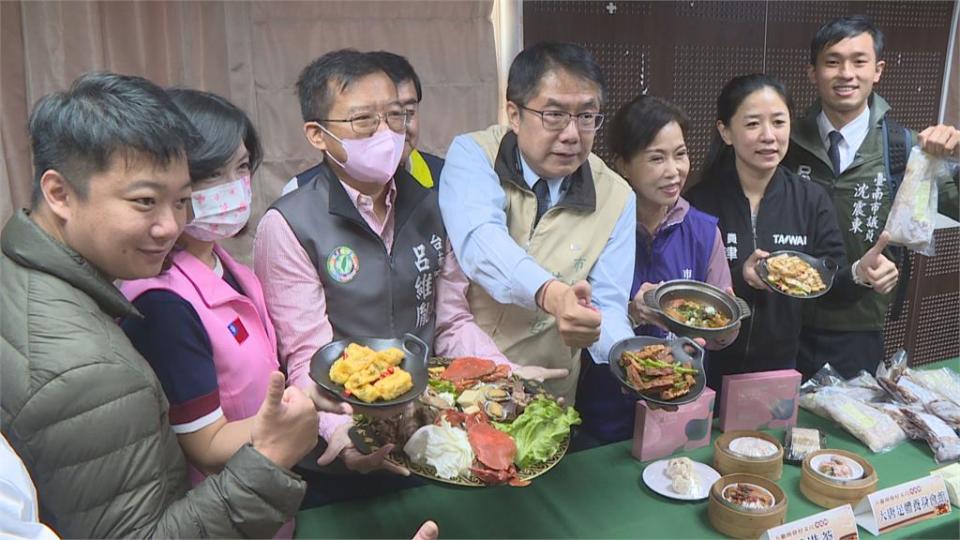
[
  {"x1": 251, "y1": 372, "x2": 319, "y2": 469},
  {"x1": 855, "y1": 231, "x2": 899, "y2": 295},
  {"x1": 539, "y1": 279, "x2": 602, "y2": 349}
]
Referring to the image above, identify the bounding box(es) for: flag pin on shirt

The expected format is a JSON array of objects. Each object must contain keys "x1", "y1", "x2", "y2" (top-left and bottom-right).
[{"x1": 227, "y1": 317, "x2": 248, "y2": 344}]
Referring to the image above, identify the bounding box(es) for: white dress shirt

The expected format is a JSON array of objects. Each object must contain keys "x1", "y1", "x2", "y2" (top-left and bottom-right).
[{"x1": 817, "y1": 106, "x2": 871, "y2": 174}]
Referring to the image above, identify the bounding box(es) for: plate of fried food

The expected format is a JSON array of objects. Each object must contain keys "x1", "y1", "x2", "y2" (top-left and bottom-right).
[
  {"x1": 608, "y1": 335, "x2": 706, "y2": 406},
  {"x1": 352, "y1": 356, "x2": 581, "y2": 487},
  {"x1": 757, "y1": 250, "x2": 838, "y2": 299},
  {"x1": 309, "y1": 334, "x2": 430, "y2": 408}
]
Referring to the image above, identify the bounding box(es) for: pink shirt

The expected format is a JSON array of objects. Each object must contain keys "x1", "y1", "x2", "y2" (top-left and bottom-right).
[{"x1": 254, "y1": 178, "x2": 507, "y2": 440}]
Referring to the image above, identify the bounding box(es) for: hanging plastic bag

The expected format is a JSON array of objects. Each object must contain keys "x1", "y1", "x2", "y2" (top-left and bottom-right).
[{"x1": 883, "y1": 146, "x2": 954, "y2": 256}]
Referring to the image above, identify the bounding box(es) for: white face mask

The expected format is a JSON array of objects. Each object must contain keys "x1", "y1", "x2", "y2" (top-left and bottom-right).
[{"x1": 183, "y1": 176, "x2": 252, "y2": 242}]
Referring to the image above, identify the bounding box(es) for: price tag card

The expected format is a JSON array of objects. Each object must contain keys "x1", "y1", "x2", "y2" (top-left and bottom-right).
[
  {"x1": 761, "y1": 504, "x2": 858, "y2": 540},
  {"x1": 854, "y1": 475, "x2": 952, "y2": 535}
]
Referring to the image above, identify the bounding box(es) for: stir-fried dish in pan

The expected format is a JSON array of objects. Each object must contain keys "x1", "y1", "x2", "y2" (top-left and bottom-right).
[
  {"x1": 764, "y1": 254, "x2": 826, "y2": 296},
  {"x1": 619, "y1": 344, "x2": 698, "y2": 400}
]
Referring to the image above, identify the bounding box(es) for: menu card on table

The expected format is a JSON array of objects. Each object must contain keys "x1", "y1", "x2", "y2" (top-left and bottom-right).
[
  {"x1": 854, "y1": 475, "x2": 952, "y2": 535},
  {"x1": 761, "y1": 504, "x2": 858, "y2": 540}
]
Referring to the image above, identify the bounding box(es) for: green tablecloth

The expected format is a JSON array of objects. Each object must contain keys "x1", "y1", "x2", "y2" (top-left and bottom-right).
[{"x1": 295, "y1": 360, "x2": 960, "y2": 539}]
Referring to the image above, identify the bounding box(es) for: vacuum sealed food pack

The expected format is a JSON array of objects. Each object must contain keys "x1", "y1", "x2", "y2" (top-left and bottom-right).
[{"x1": 884, "y1": 147, "x2": 957, "y2": 256}]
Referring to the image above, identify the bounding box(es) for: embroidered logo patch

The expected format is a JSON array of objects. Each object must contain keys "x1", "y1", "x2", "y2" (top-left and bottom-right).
[
  {"x1": 326, "y1": 246, "x2": 359, "y2": 283},
  {"x1": 227, "y1": 317, "x2": 248, "y2": 344}
]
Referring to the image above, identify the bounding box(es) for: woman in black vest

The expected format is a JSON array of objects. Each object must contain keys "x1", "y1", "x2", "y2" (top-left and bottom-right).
[{"x1": 686, "y1": 74, "x2": 852, "y2": 395}]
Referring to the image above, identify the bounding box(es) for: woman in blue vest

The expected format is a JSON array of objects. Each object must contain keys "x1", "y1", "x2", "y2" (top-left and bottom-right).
[{"x1": 577, "y1": 95, "x2": 734, "y2": 444}]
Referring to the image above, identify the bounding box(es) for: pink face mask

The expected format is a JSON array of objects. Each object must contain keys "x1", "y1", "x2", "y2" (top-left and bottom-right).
[
  {"x1": 320, "y1": 126, "x2": 405, "y2": 186},
  {"x1": 183, "y1": 176, "x2": 252, "y2": 242}
]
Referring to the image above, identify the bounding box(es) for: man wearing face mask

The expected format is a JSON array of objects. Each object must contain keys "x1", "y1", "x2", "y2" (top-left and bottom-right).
[
  {"x1": 254, "y1": 50, "x2": 565, "y2": 489},
  {"x1": 279, "y1": 51, "x2": 442, "y2": 195}
]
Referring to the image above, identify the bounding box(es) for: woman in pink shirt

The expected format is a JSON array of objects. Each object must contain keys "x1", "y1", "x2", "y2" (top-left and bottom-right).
[{"x1": 120, "y1": 89, "x2": 348, "y2": 538}]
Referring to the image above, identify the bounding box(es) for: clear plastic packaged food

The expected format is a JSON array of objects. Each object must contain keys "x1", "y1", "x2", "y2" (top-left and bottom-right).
[
  {"x1": 900, "y1": 409, "x2": 960, "y2": 463},
  {"x1": 877, "y1": 349, "x2": 960, "y2": 430},
  {"x1": 910, "y1": 368, "x2": 960, "y2": 407},
  {"x1": 783, "y1": 427, "x2": 826, "y2": 464},
  {"x1": 816, "y1": 388, "x2": 906, "y2": 453},
  {"x1": 884, "y1": 147, "x2": 951, "y2": 256}
]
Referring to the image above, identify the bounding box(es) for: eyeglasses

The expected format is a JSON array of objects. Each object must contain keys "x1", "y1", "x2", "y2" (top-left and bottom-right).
[
  {"x1": 401, "y1": 102, "x2": 419, "y2": 119},
  {"x1": 313, "y1": 110, "x2": 409, "y2": 136},
  {"x1": 518, "y1": 105, "x2": 604, "y2": 132}
]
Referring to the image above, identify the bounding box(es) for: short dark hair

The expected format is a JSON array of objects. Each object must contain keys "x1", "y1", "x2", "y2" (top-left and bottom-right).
[
  {"x1": 506, "y1": 42, "x2": 606, "y2": 107},
  {"x1": 167, "y1": 89, "x2": 263, "y2": 182},
  {"x1": 609, "y1": 94, "x2": 689, "y2": 162},
  {"x1": 29, "y1": 72, "x2": 195, "y2": 207},
  {"x1": 810, "y1": 15, "x2": 885, "y2": 64},
  {"x1": 369, "y1": 51, "x2": 422, "y2": 102},
  {"x1": 702, "y1": 74, "x2": 793, "y2": 181},
  {"x1": 296, "y1": 49, "x2": 388, "y2": 122}
]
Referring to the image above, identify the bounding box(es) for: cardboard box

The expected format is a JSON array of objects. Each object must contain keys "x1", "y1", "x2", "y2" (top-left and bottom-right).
[
  {"x1": 719, "y1": 369, "x2": 801, "y2": 432},
  {"x1": 632, "y1": 388, "x2": 715, "y2": 462}
]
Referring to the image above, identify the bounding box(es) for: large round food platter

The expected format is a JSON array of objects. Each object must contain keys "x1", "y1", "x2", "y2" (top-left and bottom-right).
[
  {"x1": 351, "y1": 356, "x2": 578, "y2": 487},
  {"x1": 352, "y1": 420, "x2": 569, "y2": 487}
]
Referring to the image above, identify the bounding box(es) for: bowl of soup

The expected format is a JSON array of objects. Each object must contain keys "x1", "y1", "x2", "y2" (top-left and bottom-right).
[{"x1": 642, "y1": 280, "x2": 750, "y2": 340}]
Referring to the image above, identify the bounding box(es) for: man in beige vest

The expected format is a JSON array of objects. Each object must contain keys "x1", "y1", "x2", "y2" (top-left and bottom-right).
[{"x1": 439, "y1": 43, "x2": 636, "y2": 403}]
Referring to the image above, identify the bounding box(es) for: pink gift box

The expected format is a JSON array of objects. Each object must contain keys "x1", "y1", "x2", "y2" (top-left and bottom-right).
[
  {"x1": 631, "y1": 388, "x2": 716, "y2": 462},
  {"x1": 718, "y1": 369, "x2": 801, "y2": 432}
]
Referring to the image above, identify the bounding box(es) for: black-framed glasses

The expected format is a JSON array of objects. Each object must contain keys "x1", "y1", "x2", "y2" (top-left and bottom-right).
[
  {"x1": 312, "y1": 110, "x2": 409, "y2": 136},
  {"x1": 518, "y1": 105, "x2": 604, "y2": 132}
]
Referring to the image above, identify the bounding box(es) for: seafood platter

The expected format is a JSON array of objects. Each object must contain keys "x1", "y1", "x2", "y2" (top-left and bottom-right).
[{"x1": 351, "y1": 356, "x2": 581, "y2": 487}]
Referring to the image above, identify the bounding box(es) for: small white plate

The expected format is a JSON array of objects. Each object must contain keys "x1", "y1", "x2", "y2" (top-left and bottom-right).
[
  {"x1": 810, "y1": 453, "x2": 865, "y2": 483},
  {"x1": 642, "y1": 459, "x2": 720, "y2": 501}
]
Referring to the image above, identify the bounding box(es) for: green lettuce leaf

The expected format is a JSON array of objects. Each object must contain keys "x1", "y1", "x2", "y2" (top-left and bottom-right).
[
  {"x1": 493, "y1": 398, "x2": 581, "y2": 468},
  {"x1": 428, "y1": 379, "x2": 457, "y2": 395}
]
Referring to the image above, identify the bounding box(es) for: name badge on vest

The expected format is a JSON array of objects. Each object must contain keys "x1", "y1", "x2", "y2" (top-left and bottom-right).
[{"x1": 228, "y1": 317, "x2": 249, "y2": 344}]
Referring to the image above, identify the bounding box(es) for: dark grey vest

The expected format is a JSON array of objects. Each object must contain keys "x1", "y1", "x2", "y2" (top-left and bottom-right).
[{"x1": 270, "y1": 163, "x2": 445, "y2": 348}]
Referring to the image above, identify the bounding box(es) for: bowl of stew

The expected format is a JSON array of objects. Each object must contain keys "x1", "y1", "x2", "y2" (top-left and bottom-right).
[{"x1": 642, "y1": 280, "x2": 751, "y2": 340}]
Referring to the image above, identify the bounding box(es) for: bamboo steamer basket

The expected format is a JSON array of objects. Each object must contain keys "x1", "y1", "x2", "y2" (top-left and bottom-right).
[
  {"x1": 713, "y1": 431, "x2": 784, "y2": 480},
  {"x1": 708, "y1": 473, "x2": 788, "y2": 539},
  {"x1": 800, "y1": 449, "x2": 878, "y2": 509}
]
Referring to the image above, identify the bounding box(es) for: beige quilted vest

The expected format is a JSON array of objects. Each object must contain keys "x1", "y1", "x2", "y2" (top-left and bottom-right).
[{"x1": 465, "y1": 125, "x2": 631, "y2": 403}]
